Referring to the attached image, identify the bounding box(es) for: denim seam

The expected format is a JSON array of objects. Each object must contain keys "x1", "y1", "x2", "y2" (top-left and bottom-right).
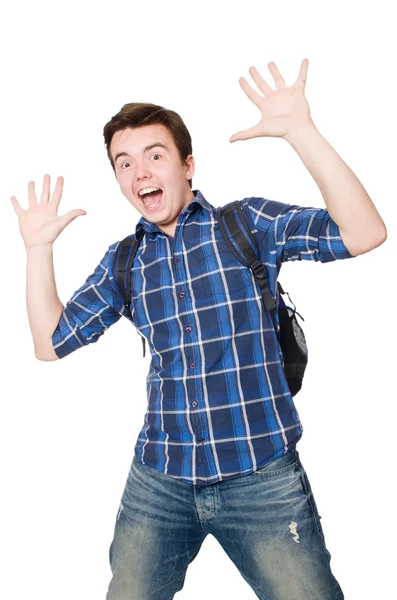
[
  {"x1": 295, "y1": 462, "x2": 327, "y2": 547},
  {"x1": 253, "y1": 461, "x2": 297, "y2": 477},
  {"x1": 167, "y1": 572, "x2": 186, "y2": 599}
]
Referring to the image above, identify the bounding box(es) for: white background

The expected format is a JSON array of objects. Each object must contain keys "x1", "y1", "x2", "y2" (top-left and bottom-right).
[{"x1": 1, "y1": 1, "x2": 396, "y2": 598}]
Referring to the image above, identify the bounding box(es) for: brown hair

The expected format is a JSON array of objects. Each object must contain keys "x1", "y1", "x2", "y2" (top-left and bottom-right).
[{"x1": 103, "y1": 103, "x2": 193, "y2": 189}]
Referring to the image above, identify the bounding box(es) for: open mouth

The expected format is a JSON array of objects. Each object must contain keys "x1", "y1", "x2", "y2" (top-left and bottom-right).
[{"x1": 139, "y1": 188, "x2": 163, "y2": 211}]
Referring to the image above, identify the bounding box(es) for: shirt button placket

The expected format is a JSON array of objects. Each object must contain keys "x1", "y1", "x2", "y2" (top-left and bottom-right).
[
  {"x1": 173, "y1": 252, "x2": 203, "y2": 450},
  {"x1": 185, "y1": 322, "x2": 201, "y2": 445}
]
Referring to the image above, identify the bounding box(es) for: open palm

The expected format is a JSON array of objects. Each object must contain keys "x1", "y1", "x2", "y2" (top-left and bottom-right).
[
  {"x1": 229, "y1": 58, "x2": 314, "y2": 142},
  {"x1": 11, "y1": 175, "x2": 86, "y2": 250}
]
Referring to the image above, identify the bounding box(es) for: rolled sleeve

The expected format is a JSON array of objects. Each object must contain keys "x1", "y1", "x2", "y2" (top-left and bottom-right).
[
  {"x1": 247, "y1": 198, "x2": 354, "y2": 264},
  {"x1": 51, "y1": 242, "x2": 124, "y2": 359}
]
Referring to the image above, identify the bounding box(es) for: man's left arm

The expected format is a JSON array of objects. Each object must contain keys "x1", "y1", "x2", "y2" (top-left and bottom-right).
[
  {"x1": 229, "y1": 58, "x2": 387, "y2": 257},
  {"x1": 284, "y1": 122, "x2": 387, "y2": 256}
]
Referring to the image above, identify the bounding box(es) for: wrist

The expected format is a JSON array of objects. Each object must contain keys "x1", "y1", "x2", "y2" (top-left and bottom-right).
[
  {"x1": 283, "y1": 121, "x2": 318, "y2": 145},
  {"x1": 26, "y1": 243, "x2": 53, "y2": 254}
]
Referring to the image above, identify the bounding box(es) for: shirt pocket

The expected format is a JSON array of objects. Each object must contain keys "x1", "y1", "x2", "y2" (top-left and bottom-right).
[{"x1": 197, "y1": 249, "x2": 257, "y2": 300}]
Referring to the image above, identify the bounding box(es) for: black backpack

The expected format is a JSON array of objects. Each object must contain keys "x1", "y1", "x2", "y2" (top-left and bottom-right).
[{"x1": 112, "y1": 200, "x2": 308, "y2": 397}]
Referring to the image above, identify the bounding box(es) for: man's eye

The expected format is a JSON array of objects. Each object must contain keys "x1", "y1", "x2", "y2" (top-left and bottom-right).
[{"x1": 120, "y1": 154, "x2": 160, "y2": 169}]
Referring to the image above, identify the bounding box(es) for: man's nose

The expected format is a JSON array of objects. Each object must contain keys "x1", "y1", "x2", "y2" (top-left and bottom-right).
[{"x1": 135, "y1": 162, "x2": 152, "y2": 181}]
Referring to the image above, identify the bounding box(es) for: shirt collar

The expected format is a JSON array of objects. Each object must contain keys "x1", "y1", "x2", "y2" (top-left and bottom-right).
[{"x1": 135, "y1": 189, "x2": 212, "y2": 235}]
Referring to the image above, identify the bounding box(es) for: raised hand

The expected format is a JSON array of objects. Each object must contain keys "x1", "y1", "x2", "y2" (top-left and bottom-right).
[
  {"x1": 11, "y1": 174, "x2": 87, "y2": 250},
  {"x1": 229, "y1": 58, "x2": 314, "y2": 142}
]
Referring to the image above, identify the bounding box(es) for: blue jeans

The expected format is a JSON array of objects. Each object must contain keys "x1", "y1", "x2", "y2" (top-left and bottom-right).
[{"x1": 106, "y1": 446, "x2": 344, "y2": 599}]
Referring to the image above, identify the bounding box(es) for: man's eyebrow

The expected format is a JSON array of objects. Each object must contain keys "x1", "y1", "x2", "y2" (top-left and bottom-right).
[{"x1": 114, "y1": 142, "x2": 168, "y2": 164}]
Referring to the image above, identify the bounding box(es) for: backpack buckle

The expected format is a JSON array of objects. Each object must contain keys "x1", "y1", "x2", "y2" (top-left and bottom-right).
[
  {"x1": 250, "y1": 260, "x2": 276, "y2": 311},
  {"x1": 251, "y1": 259, "x2": 267, "y2": 281}
]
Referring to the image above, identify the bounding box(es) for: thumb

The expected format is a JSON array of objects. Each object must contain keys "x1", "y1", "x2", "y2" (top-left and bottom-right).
[
  {"x1": 58, "y1": 209, "x2": 87, "y2": 229},
  {"x1": 229, "y1": 132, "x2": 243, "y2": 143}
]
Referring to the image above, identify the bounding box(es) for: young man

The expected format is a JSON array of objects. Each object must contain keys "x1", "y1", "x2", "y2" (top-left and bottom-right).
[{"x1": 13, "y1": 59, "x2": 386, "y2": 599}]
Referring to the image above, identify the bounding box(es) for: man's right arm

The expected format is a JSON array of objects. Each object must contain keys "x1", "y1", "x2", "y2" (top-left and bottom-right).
[
  {"x1": 27, "y1": 245, "x2": 64, "y2": 361},
  {"x1": 49, "y1": 244, "x2": 125, "y2": 361},
  {"x1": 29, "y1": 243, "x2": 125, "y2": 362},
  {"x1": 12, "y1": 174, "x2": 126, "y2": 362}
]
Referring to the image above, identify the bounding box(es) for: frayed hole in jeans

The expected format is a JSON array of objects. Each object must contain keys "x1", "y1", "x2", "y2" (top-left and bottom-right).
[{"x1": 116, "y1": 501, "x2": 123, "y2": 521}]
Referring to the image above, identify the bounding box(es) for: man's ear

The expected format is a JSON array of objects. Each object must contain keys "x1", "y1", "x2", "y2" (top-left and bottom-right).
[{"x1": 185, "y1": 154, "x2": 195, "y2": 180}]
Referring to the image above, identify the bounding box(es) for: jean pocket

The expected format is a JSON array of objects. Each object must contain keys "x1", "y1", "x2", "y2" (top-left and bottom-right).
[{"x1": 253, "y1": 448, "x2": 298, "y2": 477}]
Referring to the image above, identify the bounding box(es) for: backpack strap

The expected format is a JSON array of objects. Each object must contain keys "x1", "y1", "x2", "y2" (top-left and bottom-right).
[
  {"x1": 113, "y1": 204, "x2": 283, "y2": 358},
  {"x1": 217, "y1": 200, "x2": 278, "y2": 331},
  {"x1": 113, "y1": 224, "x2": 147, "y2": 357}
]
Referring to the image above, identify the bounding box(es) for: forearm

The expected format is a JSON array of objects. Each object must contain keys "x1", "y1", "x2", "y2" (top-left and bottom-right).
[
  {"x1": 284, "y1": 123, "x2": 387, "y2": 255},
  {"x1": 26, "y1": 245, "x2": 64, "y2": 355}
]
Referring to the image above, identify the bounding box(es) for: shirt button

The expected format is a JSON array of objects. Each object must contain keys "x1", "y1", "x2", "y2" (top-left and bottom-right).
[
  {"x1": 192, "y1": 401, "x2": 198, "y2": 408},
  {"x1": 190, "y1": 362, "x2": 195, "y2": 369},
  {"x1": 198, "y1": 437, "x2": 205, "y2": 444},
  {"x1": 174, "y1": 256, "x2": 180, "y2": 263},
  {"x1": 185, "y1": 326, "x2": 192, "y2": 333},
  {"x1": 179, "y1": 292, "x2": 185, "y2": 298}
]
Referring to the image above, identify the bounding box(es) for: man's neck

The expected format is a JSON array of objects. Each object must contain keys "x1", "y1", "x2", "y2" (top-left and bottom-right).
[{"x1": 157, "y1": 189, "x2": 196, "y2": 238}]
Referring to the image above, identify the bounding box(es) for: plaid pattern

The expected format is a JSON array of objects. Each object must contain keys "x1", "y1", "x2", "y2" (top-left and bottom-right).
[{"x1": 52, "y1": 190, "x2": 354, "y2": 485}]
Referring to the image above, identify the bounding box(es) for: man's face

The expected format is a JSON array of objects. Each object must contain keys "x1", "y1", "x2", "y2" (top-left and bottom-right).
[{"x1": 110, "y1": 124, "x2": 195, "y2": 237}]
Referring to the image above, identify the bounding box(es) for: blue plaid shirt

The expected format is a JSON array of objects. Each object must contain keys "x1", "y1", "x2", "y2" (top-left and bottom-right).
[{"x1": 52, "y1": 189, "x2": 354, "y2": 485}]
